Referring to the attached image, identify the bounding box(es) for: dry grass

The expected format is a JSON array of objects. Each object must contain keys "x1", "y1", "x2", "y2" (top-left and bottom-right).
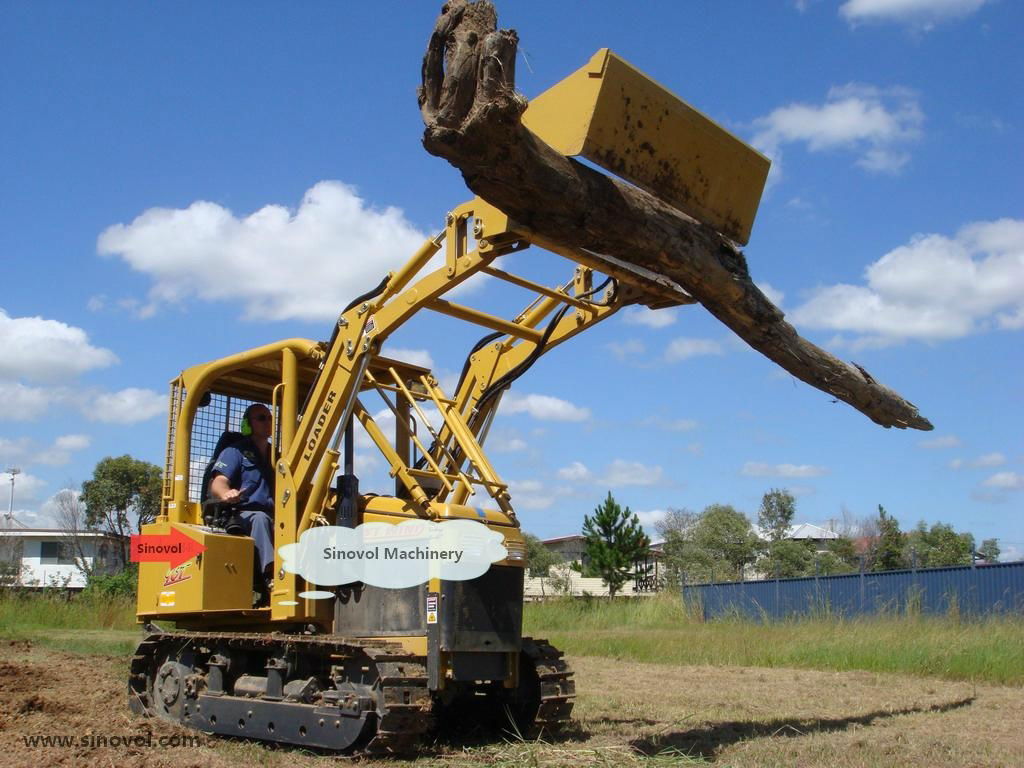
[{"x1": 2, "y1": 641, "x2": 1022, "y2": 767}]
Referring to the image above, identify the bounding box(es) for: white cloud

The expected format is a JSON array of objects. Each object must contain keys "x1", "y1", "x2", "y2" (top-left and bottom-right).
[
  {"x1": 382, "y1": 347, "x2": 434, "y2": 370},
  {"x1": 2, "y1": 471, "x2": 47, "y2": 504},
  {"x1": 950, "y1": 452, "x2": 1006, "y2": 470},
  {"x1": 840, "y1": 0, "x2": 990, "y2": 28},
  {"x1": 918, "y1": 435, "x2": 961, "y2": 449},
  {"x1": 35, "y1": 434, "x2": 91, "y2": 465},
  {"x1": 0, "y1": 309, "x2": 117, "y2": 383},
  {"x1": 87, "y1": 388, "x2": 166, "y2": 424},
  {"x1": 603, "y1": 459, "x2": 664, "y2": 487},
  {"x1": 664, "y1": 337, "x2": 724, "y2": 363},
  {"x1": 982, "y1": 472, "x2": 1024, "y2": 490},
  {"x1": 635, "y1": 508, "x2": 668, "y2": 528},
  {"x1": 741, "y1": 462, "x2": 829, "y2": 478},
  {"x1": 757, "y1": 282, "x2": 786, "y2": 308},
  {"x1": 0, "y1": 382, "x2": 56, "y2": 421},
  {"x1": 622, "y1": 306, "x2": 678, "y2": 329},
  {"x1": 97, "y1": 181, "x2": 429, "y2": 323},
  {"x1": 642, "y1": 416, "x2": 698, "y2": 433},
  {"x1": 487, "y1": 431, "x2": 527, "y2": 453},
  {"x1": 557, "y1": 461, "x2": 592, "y2": 482},
  {"x1": 508, "y1": 479, "x2": 555, "y2": 510},
  {"x1": 792, "y1": 219, "x2": 1024, "y2": 347},
  {"x1": 665, "y1": 419, "x2": 699, "y2": 432},
  {"x1": 502, "y1": 392, "x2": 590, "y2": 422},
  {"x1": 0, "y1": 434, "x2": 92, "y2": 467},
  {"x1": 753, "y1": 84, "x2": 922, "y2": 179},
  {"x1": 607, "y1": 339, "x2": 646, "y2": 361}
]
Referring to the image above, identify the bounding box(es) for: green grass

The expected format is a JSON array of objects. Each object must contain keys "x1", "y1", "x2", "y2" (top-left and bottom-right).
[
  {"x1": 4, "y1": 590, "x2": 1022, "y2": 685},
  {"x1": 525, "y1": 592, "x2": 1024, "y2": 686},
  {"x1": 0, "y1": 590, "x2": 142, "y2": 655}
]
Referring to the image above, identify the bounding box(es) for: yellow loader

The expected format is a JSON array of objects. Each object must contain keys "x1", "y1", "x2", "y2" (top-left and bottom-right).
[{"x1": 128, "y1": 49, "x2": 769, "y2": 754}]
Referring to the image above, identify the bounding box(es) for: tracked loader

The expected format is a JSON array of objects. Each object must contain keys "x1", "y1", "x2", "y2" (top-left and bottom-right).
[{"x1": 128, "y1": 48, "x2": 769, "y2": 754}]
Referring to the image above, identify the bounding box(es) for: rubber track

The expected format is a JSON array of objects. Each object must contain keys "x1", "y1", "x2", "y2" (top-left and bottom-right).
[{"x1": 129, "y1": 630, "x2": 430, "y2": 755}]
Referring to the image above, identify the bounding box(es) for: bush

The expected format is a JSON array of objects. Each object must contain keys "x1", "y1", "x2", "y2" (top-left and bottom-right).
[{"x1": 83, "y1": 564, "x2": 138, "y2": 599}]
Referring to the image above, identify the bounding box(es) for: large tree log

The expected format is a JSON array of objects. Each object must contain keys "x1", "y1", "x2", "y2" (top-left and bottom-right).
[{"x1": 417, "y1": 0, "x2": 932, "y2": 431}]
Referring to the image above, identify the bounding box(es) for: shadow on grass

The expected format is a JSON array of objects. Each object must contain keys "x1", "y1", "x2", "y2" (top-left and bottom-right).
[{"x1": 630, "y1": 697, "x2": 976, "y2": 760}]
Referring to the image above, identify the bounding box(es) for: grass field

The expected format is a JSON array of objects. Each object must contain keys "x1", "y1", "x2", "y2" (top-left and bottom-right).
[
  {"x1": 2, "y1": 590, "x2": 1023, "y2": 766},
  {"x1": 524, "y1": 594, "x2": 1024, "y2": 686},
  {"x1": 2, "y1": 590, "x2": 1021, "y2": 685}
]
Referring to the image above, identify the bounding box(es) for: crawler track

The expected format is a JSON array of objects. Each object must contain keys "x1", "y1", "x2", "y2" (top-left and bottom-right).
[
  {"x1": 128, "y1": 631, "x2": 573, "y2": 754},
  {"x1": 129, "y1": 630, "x2": 430, "y2": 755}
]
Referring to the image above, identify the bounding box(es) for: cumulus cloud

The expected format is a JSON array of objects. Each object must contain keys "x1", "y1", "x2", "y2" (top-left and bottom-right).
[
  {"x1": 607, "y1": 339, "x2": 646, "y2": 361},
  {"x1": 2, "y1": 470, "x2": 47, "y2": 504},
  {"x1": 382, "y1": 347, "x2": 434, "y2": 370},
  {"x1": 622, "y1": 306, "x2": 679, "y2": 329},
  {"x1": 87, "y1": 388, "x2": 166, "y2": 424},
  {"x1": 97, "y1": 181, "x2": 430, "y2": 323},
  {"x1": 753, "y1": 84, "x2": 923, "y2": 179},
  {"x1": 757, "y1": 282, "x2": 786, "y2": 308},
  {"x1": 635, "y1": 508, "x2": 668, "y2": 528},
  {"x1": 664, "y1": 338, "x2": 724, "y2": 363},
  {"x1": 487, "y1": 431, "x2": 527, "y2": 453},
  {"x1": 603, "y1": 459, "x2": 664, "y2": 487},
  {"x1": 645, "y1": 417, "x2": 698, "y2": 432},
  {"x1": 840, "y1": 0, "x2": 990, "y2": 28},
  {"x1": 502, "y1": 392, "x2": 590, "y2": 422},
  {"x1": 982, "y1": 472, "x2": 1024, "y2": 490},
  {"x1": 0, "y1": 309, "x2": 117, "y2": 382},
  {"x1": 0, "y1": 434, "x2": 91, "y2": 467},
  {"x1": 791, "y1": 219, "x2": 1024, "y2": 347},
  {"x1": 741, "y1": 462, "x2": 829, "y2": 478},
  {"x1": 0, "y1": 382, "x2": 56, "y2": 421},
  {"x1": 918, "y1": 435, "x2": 961, "y2": 449},
  {"x1": 950, "y1": 452, "x2": 1006, "y2": 470},
  {"x1": 507, "y1": 479, "x2": 557, "y2": 510},
  {"x1": 557, "y1": 461, "x2": 592, "y2": 482}
]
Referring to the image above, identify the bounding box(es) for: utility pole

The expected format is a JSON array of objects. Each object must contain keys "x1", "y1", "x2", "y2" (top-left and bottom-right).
[{"x1": 4, "y1": 467, "x2": 20, "y2": 523}]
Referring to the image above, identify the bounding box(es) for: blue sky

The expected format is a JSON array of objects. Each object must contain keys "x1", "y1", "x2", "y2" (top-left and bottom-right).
[{"x1": 1, "y1": 1, "x2": 1021, "y2": 557}]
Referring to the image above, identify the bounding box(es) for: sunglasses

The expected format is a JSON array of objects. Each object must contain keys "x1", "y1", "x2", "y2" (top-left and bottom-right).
[{"x1": 250, "y1": 413, "x2": 272, "y2": 422}]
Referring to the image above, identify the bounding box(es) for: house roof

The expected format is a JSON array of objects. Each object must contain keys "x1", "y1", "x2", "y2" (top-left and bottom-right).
[
  {"x1": 754, "y1": 522, "x2": 840, "y2": 541},
  {"x1": 542, "y1": 535, "x2": 586, "y2": 545},
  {"x1": 0, "y1": 528, "x2": 124, "y2": 539}
]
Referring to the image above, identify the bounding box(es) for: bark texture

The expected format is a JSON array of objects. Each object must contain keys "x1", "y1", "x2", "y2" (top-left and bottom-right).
[{"x1": 418, "y1": 0, "x2": 932, "y2": 431}]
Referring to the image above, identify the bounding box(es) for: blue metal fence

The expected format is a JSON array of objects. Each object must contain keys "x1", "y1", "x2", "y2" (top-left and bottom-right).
[{"x1": 683, "y1": 561, "x2": 1024, "y2": 621}]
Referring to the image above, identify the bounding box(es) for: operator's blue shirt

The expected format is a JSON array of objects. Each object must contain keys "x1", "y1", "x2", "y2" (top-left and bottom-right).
[{"x1": 210, "y1": 440, "x2": 274, "y2": 514}]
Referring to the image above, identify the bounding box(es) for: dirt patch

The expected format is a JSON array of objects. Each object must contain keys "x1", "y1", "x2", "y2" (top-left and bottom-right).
[{"x1": 0, "y1": 644, "x2": 1021, "y2": 767}]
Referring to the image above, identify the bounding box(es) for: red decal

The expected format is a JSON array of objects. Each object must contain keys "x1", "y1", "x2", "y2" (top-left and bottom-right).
[
  {"x1": 162, "y1": 563, "x2": 193, "y2": 587},
  {"x1": 130, "y1": 528, "x2": 206, "y2": 569}
]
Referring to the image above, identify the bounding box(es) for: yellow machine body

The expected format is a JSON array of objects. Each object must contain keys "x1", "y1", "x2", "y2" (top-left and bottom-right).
[
  {"x1": 523, "y1": 48, "x2": 770, "y2": 245},
  {"x1": 136, "y1": 521, "x2": 253, "y2": 617}
]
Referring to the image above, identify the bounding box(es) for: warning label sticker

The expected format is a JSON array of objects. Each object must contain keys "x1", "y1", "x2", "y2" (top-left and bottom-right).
[{"x1": 426, "y1": 593, "x2": 438, "y2": 624}]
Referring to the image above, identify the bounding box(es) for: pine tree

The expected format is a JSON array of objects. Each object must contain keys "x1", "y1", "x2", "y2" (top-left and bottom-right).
[
  {"x1": 582, "y1": 492, "x2": 650, "y2": 597},
  {"x1": 873, "y1": 505, "x2": 906, "y2": 572}
]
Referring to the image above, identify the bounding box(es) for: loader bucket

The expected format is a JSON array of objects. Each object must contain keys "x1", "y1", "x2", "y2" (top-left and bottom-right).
[{"x1": 522, "y1": 48, "x2": 770, "y2": 245}]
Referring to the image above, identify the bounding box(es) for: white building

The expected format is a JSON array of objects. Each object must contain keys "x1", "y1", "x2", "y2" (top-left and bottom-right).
[{"x1": 0, "y1": 528, "x2": 125, "y2": 589}]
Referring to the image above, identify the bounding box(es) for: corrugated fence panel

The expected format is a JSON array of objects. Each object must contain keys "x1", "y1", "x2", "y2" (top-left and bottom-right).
[{"x1": 684, "y1": 561, "x2": 1024, "y2": 621}]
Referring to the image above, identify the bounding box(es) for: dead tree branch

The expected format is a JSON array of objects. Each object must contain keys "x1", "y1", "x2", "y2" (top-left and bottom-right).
[{"x1": 418, "y1": 0, "x2": 931, "y2": 430}]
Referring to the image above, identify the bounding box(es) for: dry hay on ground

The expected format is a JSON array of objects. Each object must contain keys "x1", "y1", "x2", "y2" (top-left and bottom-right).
[{"x1": 0, "y1": 640, "x2": 1021, "y2": 767}]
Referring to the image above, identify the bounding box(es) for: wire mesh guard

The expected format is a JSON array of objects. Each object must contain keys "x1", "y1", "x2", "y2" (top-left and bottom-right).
[{"x1": 185, "y1": 392, "x2": 275, "y2": 502}]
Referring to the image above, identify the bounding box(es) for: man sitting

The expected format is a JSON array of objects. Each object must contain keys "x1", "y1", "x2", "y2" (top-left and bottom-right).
[{"x1": 208, "y1": 403, "x2": 275, "y2": 604}]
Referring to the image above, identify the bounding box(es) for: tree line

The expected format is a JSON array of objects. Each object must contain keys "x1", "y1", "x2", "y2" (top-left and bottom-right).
[{"x1": 525, "y1": 489, "x2": 1001, "y2": 595}]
